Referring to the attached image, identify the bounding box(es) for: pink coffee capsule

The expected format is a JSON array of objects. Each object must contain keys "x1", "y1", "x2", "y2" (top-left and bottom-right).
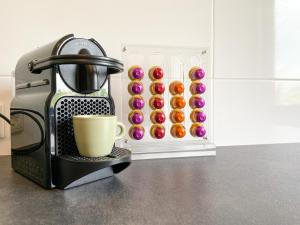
[
  {"x1": 196, "y1": 111, "x2": 206, "y2": 122},
  {"x1": 129, "y1": 125, "x2": 145, "y2": 140},
  {"x1": 129, "y1": 96, "x2": 145, "y2": 110},
  {"x1": 128, "y1": 66, "x2": 144, "y2": 80},
  {"x1": 128, "y1": 81, "x2": 144, "y2": 95},
  {"x1": 195, "y1": 126, "x2": 206, "y2": 137},
  {"x1": 190, "y1": 110, "x2": 206, "y2": 123},
  {"x1": 128, "y1": 110, "x2": 144, "y2": 124},
  {"x1": 189, "y1": 96, "x2": 205, "y2": 109},
  {"x1": 190, "y1": 124, "x2": 206, "y2": 137},
  {"x1": 189, "y1": 67, "x2": 205, "y2": 80},
  {"x1": 190, "y1": 82, "x2": 206, "y2": 95}
]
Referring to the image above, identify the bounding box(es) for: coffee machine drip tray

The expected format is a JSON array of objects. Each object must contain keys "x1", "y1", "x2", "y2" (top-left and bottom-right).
[
  {"x1": 53, "y1": 147, "x2": 131, "y2": 189},
  {"x1": 60, "y1": 147, "x2": 129, "y2": 162}
]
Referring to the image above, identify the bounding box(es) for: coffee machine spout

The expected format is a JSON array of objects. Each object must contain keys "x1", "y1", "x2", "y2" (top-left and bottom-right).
[{"x1": 76, "y1": 48, "x2": 99, "y2": 94}]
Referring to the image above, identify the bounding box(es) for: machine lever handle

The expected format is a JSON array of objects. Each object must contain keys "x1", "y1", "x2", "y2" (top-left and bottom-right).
[{"x1": 28, "y1": 54, "x2": 124, "y2": 74}]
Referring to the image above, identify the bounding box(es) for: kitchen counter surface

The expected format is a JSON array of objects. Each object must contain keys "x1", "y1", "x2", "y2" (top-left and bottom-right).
[{"x1": 1, "y1": 144, "x2": 300, "y2": 225}]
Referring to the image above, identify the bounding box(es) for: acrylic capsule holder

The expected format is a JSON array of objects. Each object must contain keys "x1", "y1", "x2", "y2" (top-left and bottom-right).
[{"x1": 118, "y1": 45, "x2": 215, "y2": 159}]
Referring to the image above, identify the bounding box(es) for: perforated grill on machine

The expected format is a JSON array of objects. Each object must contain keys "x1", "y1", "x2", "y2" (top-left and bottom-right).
[{"x1": 55, "y1": 97, "x2": 112, "y2": 155}]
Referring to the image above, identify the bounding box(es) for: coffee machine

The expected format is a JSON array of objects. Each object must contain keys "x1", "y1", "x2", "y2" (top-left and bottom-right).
[{"x1": 10, "y1": 34, "x2": 131, "y2": 189}]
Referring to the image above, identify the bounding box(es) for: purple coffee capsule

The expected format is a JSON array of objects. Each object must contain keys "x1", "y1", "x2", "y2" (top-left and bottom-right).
[
  {"x1": 196, "y1": 126, "x2": 206, "y2": 137},
  {"x1": 129, "y1": 66, "x2": 144, "y2": 80},
  {"x1": 194, "y1": 68, "x2": 205, "y2": 79},
  {"x1": 130, "y1": 126, "x2": 144, "y2": 140},
  {"x1": 129, "y1": 111, "x2": 144, "y2": 124},
  {"x1": 190, "y1": 82, "x2": 206, "y2": 94},
  {"x1": 190, "y1": 96, "x2": 205, "y2": 109},
  {"x1": 130, "y1": 97, "x2": 145, "y2": 110},
  {"x1": 195, "y1": 83, "x2": 206, "y2": 94},
  {"x1": 128, "y1": 82, "x2": 144, "y2": 95},
  {"x1": 196, "y1": 111, "x2": 206, "y2": 122},
  {"x1": 132, "y1": 67, "x2": 144, "y2": 80}
]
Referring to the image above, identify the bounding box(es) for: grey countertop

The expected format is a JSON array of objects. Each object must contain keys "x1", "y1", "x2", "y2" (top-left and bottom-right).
[{"x1": 1, "y1": 144, "x2": 300, "y2": 225}]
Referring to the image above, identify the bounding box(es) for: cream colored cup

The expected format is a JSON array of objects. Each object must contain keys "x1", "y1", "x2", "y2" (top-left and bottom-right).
[{"x1": 73, "y1": 115, "x2": 125, "y2": 157}]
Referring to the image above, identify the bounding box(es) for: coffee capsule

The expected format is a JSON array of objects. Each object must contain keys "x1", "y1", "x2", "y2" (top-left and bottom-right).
[
  {"x1": 149, "y1": 95, "x2": 164, "y2": 110},
  {"x1": 150, "y1": 124, "x2": 165, "y2": 139},
  {"x1": 170, "y1": 123, "x2": 186, "y2": 138},
  {"x1": 150, "y1": 110, "x2": 166, "y2": 124},
  {"x1": 128, "y1": 110, "x2": 144, "y2": 124},
  {"x1": 169, "y1": 109, "x2": 185, "y2": 123},
  {"x1": 189, "y1": 67, "x2": 205, "y2": 80},
  {"x1": 129, "y1": 95, "x2": 145, "y2": 110},
  {"x1": 149, "y1": 66, "x2": 164, "y2": 80},
  {"x1": 190, "y1": 81, "x2": 206, "y2": 95},
  {"x1": 170, "y1": 95, "x2": 186, "y2": 109},
  {"x1": 189, "y1": 96, "x2": 205, "y2": 109},
  {"x1": 129, "y1": 125, "x2": 145, "y2": 140},
  {"x1": 128, "y1": 81, "x2": 144, "y2": 95},
  {"x1": 169, "y1": 81, "x2": 184, "y2": 95},
  {"x1": 190, "y1": 109, "x2": 206, "y2": 123},
  {"x1": 150, "y1": 81, "x2": 165, "y2": 95},
  {"x1": 190, "y1": 123, "x2": 206, "y2": 137},
  {"x1": 128, "y1": 65, "x2": 144, "y2": 80}
]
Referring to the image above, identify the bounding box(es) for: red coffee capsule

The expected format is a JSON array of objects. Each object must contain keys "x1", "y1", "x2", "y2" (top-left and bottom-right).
[
  {"x1": 150, "y1": 81, "x2": 165, "y2": 95},
  {"x1": 149, "y1": 66, "x2": 164, "y2": 80},
  {"x1": 149, "y1": 95, "x2": 164, "y2": 110},
  {"x1": 150, "y1": 124, "x2": 165, "y2": 139},
  {"x1": 150, "y1": 110, "x2": 166, "y2": 124}
]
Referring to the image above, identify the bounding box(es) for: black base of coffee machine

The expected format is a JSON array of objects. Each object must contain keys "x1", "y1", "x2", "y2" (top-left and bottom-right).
[
  {"x1": 12, "y1": 146, "x2": 131, "y2": 189},
  {"x1": 52, "y1": 147, "x2": 131, "y2": 189}
]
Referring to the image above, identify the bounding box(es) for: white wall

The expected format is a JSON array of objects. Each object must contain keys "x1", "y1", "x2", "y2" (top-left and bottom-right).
[
  {"x1": 0, "y1": 76, "x2": 14, "y2": 155},
  {"x1": 0, "y1": 0, "x2": 212, "y2": 155},
  {"x1": 2, "y1": 0, "x2": 300, "y2": 154},
  {"x1": 214, "y1": 0, "x2": 300, "y2": 145}
]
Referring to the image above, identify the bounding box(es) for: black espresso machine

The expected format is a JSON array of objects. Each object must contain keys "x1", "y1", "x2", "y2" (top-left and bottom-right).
[{"x1": 9, "y1": 34, "x2": 131, "y2": 189}]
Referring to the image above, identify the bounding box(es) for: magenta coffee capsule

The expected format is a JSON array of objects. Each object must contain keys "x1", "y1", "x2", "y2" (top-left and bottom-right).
[
  {"x1": 190, "y1": 109, "x2": 206, "y2": 123},
  {"x1": 128, "y1": 110, "x2": 144, "y2": 124},
  {"x1": 129, "y1": 96, "x2": 145, "y2": 110},
  {"x1": 189, "y1": 96, "x2": 205, "y2": 109},
  {"x1": 189, "y1": 67, "x2": 205, "y2": 80},
  {"x1": 129, "y1": 125, "x2": 145, "y2": 140},
  {"x1": 128, "y1": 81, "x2": 144, "y2": 95},
  {"x1": 128, "y1": 65, "x2": 144, "y2": 80},
  {"x1": 190, "y1": 82, "x2": 206, "y2": 95},
  {"x1": 190, "y1": 123, "x2": 206, "y2": 137}
]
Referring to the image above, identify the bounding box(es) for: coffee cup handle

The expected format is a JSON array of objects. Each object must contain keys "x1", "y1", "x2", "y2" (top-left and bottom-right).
[{"x1": 115, "y1": 122, "x2": 126, "y2": 140}]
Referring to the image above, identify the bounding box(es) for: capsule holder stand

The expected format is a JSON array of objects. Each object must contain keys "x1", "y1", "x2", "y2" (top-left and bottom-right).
[{"x1": 118, "y1": 45, "x2": 215, "y2": 159}]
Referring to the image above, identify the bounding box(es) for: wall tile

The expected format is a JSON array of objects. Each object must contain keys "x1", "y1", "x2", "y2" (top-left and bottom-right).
[
  {"x1": 214, "y1": 79, "x2": 300, "y2": 145},
  {"x1": 214, "y1": 0, "x2": 300, "y2": 79}
]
